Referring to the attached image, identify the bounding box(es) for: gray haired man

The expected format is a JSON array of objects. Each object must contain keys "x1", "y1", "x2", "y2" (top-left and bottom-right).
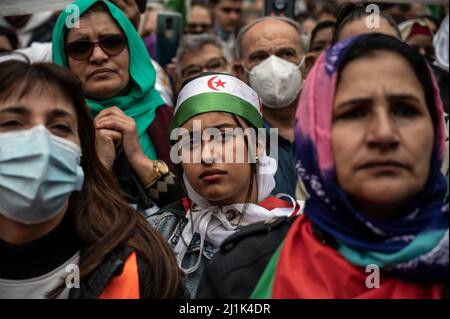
[
  {"x1": 175, "y1": 33, "x2": 233, "y2": 88},
  {"x1": 233, "y1": 16, "x2": 306, "y2": 198}
]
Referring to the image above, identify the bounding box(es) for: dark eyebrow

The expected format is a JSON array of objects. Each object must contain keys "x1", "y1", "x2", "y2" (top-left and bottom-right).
[
  {"x1": 334, "y1": 98, "x2": 372, "y2": 110},
  {"x1": 183, "y1": 63, "x2": 202, "y2": 70},
  {"x1": 47, "y1": 109, "x2": 76, "y2": 122},
  {"x1": 186, "y1": 122, "x2": 239, "y2": 134},
  {"x1": 387, "y1": 95, "x2": 423, "y2": 105},
  {"x1": 0, "y1": 106, "x2": 76, "y2": 122},
  {"x1": 98, "y1": 33, "x2": 124, "y2": 39},
  {"x1": 68, "y1": 32, "x2": 121, "y2": 42},
  {"x1": 275, "y1": 47, "x2": 297, "y2": 53},
  {"x1": 67, "y1": 34, "x2": 89, "y2": 42},
  {"x1": 335, "y1": 94, "x2": 424, "y2": 112},
  {"x1": 249, "y1": 49, "x2": 269, "y2": 58},
  {"x1": 0, "y1": 105, "x2": 30, "y2": 116},
  {"x1": 206, "y1": 56, "x2": 226, "y2": 62},
  {"x1": 212, "y1": 123, "x2": 239, "y2": 130}
]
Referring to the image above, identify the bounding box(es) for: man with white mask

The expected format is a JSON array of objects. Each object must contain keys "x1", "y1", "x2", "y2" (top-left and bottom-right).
[{"x1": 234, "y1": 16, "x2": 305, "y2": 197}]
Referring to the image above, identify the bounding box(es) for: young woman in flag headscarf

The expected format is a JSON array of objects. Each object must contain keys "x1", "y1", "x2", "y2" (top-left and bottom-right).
[
  {"x1": 197, "y1": 33, "x2": 448, "y2": 299},
  {"x1": 52, "y1": 0, "x2": 179, "y2": 211},
  {"x1": 148, "y1": 72, "x2": 301, "y2": 298}
]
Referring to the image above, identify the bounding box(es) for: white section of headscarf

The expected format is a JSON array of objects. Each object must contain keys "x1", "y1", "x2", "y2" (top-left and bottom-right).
[
  {"x1": 173, "y1": 154, "x2": 294, "y2": 274},
  {"x1": 0, "y1": 1, "x2": 71, "y2": 16},
  {"x1": 434, "y1": 14, "x2": 449, "y2": 72}
]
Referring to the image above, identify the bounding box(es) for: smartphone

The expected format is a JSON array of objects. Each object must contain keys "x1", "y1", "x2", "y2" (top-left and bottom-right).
[
  {"x1": 156, "y1": 12, "x2": 182, "y2": 69},
  {"x1": 135, "y1": 0, "x2": 147, "y2": 13},
  {"x1": 264, "y1": 0, "x2": 295, "y2": 20}
]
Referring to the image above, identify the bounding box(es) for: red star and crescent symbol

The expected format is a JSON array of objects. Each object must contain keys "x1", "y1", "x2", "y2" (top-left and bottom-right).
[{"x1": 207, "y1": 76, "x2": 226, "y2": 91}]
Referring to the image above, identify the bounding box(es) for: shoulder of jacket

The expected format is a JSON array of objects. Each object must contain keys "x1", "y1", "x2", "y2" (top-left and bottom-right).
[
  {"x1": 71, "y1": 246, "x2": 133, "y2": 299},
  {"x1": 220, "y1": 216, "x2": 294, "y2": 253},
  {"x1": 154, "y1": 200, "x2": 186, "y2": 217}
]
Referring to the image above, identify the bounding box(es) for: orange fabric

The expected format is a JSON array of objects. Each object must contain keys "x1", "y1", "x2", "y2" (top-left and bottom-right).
[{"x1": 99, "y1": 251, "x2": 140, "y2": 299}]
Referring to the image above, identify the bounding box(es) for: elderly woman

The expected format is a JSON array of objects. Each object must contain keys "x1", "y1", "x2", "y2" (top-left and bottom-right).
[
  {"x1": 0, "y1": 61, "x2": 185, "y2": 299},
  {"x1": 52, "y1": 0, "x2": 179, "y2": 211},
  {"x1": 197, "y1": 34, "x2": 448, "y2": 299}
]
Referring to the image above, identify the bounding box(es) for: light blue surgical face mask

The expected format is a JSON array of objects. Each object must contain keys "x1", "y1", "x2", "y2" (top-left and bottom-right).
[{"x1": 0, "y1": 125, "x2": 85, "y2": 225}]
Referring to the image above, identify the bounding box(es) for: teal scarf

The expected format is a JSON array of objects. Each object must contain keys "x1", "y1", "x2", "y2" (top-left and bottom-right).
[{"x1": 52, "y1": 0, "x2": 163, "y2": 159}]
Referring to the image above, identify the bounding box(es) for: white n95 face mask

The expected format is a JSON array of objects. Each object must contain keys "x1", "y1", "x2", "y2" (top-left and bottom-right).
[
  {"x1": 247, "y1": 55, "x2": 304, "y2": 109},
  {"x1": 0, "y1": 125, "x2": 85, "y2": 225}
]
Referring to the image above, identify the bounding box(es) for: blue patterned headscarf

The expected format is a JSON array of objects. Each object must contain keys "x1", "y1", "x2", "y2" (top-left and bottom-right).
[{"x1": 295, "y1": 34, "x2": 448, "y2": 282}]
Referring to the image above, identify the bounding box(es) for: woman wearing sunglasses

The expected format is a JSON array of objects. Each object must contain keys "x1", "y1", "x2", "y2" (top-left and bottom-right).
[{"x1": 52, "y1": 0, "x2": 179, "y2": 212}]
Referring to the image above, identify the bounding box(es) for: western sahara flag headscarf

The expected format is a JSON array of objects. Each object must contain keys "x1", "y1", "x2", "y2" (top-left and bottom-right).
[
  {"x1": 171, "y1": 73, "x2": 264, "y2": 132},
  {"x1": 170, "y1": 73, "x2": 298, "y2": 274}
]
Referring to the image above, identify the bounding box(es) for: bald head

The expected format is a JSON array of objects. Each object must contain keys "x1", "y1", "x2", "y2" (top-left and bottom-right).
[{"x1": 236, "y1": 17, "x2": 303, "y2": 61}]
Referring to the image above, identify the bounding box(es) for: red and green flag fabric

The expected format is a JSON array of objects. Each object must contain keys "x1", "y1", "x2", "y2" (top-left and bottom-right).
[{"x1": 250, "y1": 215, "x2": 445, "y2": 299}]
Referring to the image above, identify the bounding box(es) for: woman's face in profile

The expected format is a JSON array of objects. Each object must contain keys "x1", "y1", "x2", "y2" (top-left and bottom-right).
[
  {"x1": 331, "y1": 50, "x2": 434, "y2": 219},
  {"x1": 66, "y1": 11, "x2": 130, "y2": 101}
]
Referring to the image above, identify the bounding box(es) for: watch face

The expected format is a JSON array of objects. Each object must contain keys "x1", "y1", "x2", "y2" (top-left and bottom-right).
[{"x1": 156, "y1": 160, "x2": 169, "y2": 175}]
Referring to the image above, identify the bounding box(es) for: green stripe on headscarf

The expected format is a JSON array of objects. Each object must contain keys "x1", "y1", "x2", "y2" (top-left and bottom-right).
[
  {"x1": 52, "y1": 0, "x2": 164, "y2": 159},
  {"x1": 170, "y1": 92, "x2": 264, "y2": 133}
]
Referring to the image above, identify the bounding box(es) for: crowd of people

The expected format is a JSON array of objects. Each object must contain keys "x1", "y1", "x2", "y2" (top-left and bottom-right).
[{"x1": 0, "y1": 0, "x2": 448, "y2": 299}]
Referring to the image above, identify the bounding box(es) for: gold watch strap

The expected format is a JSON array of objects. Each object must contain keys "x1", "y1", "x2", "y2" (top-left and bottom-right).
[
  {"x1": 142, "y1": 160, "x2": 168, "y2": 189},
  {"x1": 142, "y1": 171, "x2": 161, "y2": 189}
]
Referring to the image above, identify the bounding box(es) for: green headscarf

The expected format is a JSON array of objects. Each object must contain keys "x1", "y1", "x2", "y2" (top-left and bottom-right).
[{"x1": 52, "y1": 0, "x2": 164, "y2": 159}]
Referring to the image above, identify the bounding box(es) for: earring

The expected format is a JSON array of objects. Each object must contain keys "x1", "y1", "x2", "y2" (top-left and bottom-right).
[{"x1": 255, "y1": 156, "x2": 259, "y2": 163}]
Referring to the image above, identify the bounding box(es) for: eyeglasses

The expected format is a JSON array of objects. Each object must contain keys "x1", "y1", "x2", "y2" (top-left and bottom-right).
[
  {"x1": 181, "y1": 57, "x2": 228, "y2": 78},
  {"x1": 221, "y1": 7, "x2": 242, "y2": 14},
  {"x1": 185, "y1": 23, "x2": 212, "y2": 34},
  {"x1": 65, "y1": 34, "x2": 127, "y2": 61}
]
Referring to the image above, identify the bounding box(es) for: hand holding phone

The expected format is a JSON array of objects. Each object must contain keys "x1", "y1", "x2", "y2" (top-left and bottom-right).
[
  {"x1": 264, "y1": 0, "x2": 295, "y2": 20},
  {"x1": 156, "y1": 12, "x2": 182, "y2": 69}
]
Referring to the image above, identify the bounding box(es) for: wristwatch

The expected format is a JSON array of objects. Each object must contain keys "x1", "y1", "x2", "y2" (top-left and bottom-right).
[{"x1": 142, "y1": 159, "x2": 170, "y2": 189}]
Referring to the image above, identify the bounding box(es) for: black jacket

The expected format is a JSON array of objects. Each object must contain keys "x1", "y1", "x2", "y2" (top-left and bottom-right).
[
  {"x1": 196, "y1": 217, "x2": 293, "y2": 299},
  {"x1": 70, "y1": 246, "x2": 188, "y2": 299},
  {"x1": 197, "y1": 216, "x2": 449, "y2": 299}
]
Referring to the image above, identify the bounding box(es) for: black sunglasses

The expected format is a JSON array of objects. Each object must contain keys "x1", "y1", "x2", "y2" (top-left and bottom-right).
[{"x1": 65, "y1": 34, "x2": 127, "y2": 61}]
